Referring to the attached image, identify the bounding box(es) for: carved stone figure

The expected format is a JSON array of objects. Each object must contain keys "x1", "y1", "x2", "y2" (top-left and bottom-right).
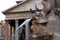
[
  {"x1": 42, "y1": 0, "x2": 51, "y2": 17},
  {"x1": 30, "y1": 5, "x2": 48, "y2": 23},
  {"x1": 29, "y1": 0, "x2": 53, "y2": 40},
  {"x1": 29, "y1": 18, "x2": 53, "y2": 40},
  {"x1": 31, "y1": 19, "x2": 48, "y2": 37},
  {"x1": 30, "y1": 0, "x2": 52, "y2": 23}
]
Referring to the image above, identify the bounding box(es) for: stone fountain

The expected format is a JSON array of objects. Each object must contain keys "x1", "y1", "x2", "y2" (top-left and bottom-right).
[{"x1": 15, "y1": 0, "x2": 60, "y2": 40}]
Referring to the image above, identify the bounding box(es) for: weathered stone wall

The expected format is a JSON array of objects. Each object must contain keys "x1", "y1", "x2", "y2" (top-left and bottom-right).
[
  {"x1": 47, "y1": 20, "x2": 60, "y2": 40},
  {"x1": 47, "y1": 20, "x2": 60, "y2": 33}
]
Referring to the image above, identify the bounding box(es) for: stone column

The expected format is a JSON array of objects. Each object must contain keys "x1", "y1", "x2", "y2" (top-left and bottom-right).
[
  {"x1": 26, "y1": 23, "x2": 29, "y2": 40},
  {"x1": 5, "y1": 20, "x2": 8, "y2": 40},
  {"x1": 15, "y1": 19, "x2": 19, "y2": 40},
  {"x1": 10, "y1": 25, "x2": 12, "y2": 40}
]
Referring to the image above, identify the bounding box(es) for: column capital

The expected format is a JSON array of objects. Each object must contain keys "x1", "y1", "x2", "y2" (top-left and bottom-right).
[{"x1": 15, "y1": 19, "x2": 18, "y2": 23}]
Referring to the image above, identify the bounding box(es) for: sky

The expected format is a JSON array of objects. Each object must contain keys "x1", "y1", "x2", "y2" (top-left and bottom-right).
[{"x1": 0, "y1": 0, "x2": 19, "y2": 21}]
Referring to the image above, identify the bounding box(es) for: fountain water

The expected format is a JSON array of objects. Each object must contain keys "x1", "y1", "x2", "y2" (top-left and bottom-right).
[{"x1": 15, "y1": 19, "x2": 31, "y2": 40}]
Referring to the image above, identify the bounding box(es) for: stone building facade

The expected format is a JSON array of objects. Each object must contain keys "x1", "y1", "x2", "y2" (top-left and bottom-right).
[{"x1": 2, "y1": 0, "x2": 60, "y2": 40}]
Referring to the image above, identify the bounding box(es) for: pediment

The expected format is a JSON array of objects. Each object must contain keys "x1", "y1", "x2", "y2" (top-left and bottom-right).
[
  {"x1": 4, "y1": 0, "x2": 43, "y2": 13},
  {"x1": 3, "y1": 0, "x2": 60, "y2": 14}
]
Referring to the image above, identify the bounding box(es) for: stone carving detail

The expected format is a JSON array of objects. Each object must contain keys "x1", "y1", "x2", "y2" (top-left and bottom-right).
[
  {"x1": 30, "y1": 0, "x2": 51, "y2": 23},
  {"x1": 29, "y1": 0, "x2": 53, "y2": 40},
  {"x1": 30, "y1": 19, "x2": 48, "y2": 37},
  {"x1": 42, "y1": 0, "x2": 51, "y2": 17}
]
